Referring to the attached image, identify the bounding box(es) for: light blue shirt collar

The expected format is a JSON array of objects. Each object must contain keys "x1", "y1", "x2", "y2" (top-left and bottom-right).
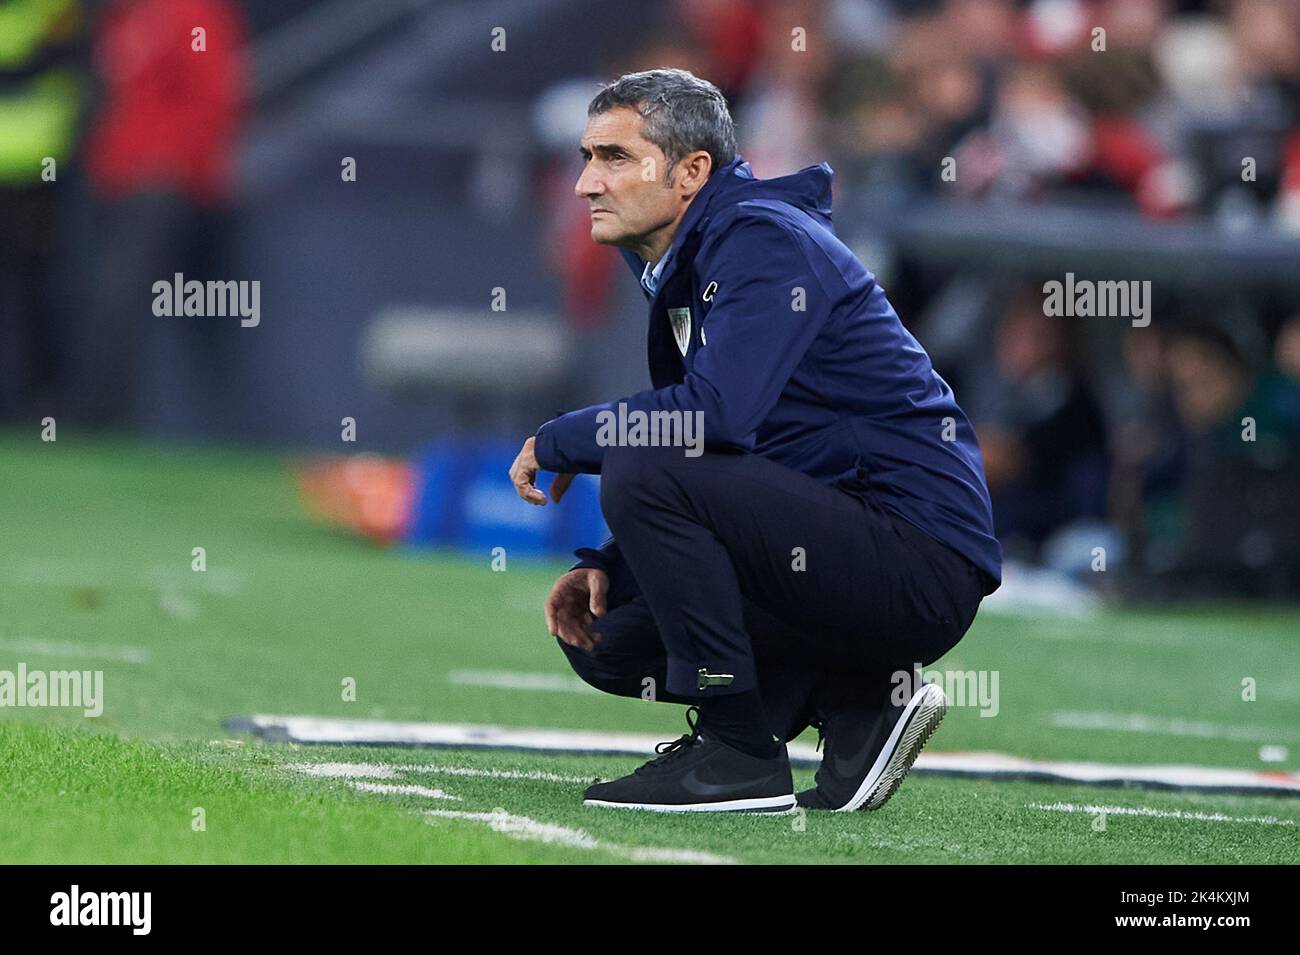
[{"x1": 640, "y1": 250, "x2": 670, "y2": 296}]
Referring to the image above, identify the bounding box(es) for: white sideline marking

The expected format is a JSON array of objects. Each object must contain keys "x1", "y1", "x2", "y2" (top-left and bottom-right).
[
  {"x1": 1029, "y1": 802, "x2": 1297, "y2": 827},
  {"x1": 1053, "y1": 710, "x2": 1300, "y2": 743},
  {"x1": 448, "y1": 669, "x2": 597, "y2": 694},
  {"x1": 1260, "y1": 745, "x2": 1290, "y2": 763},
  {"x1": 291, "y1": 760, "x2": 589, "y2": 784},
  {"x1": 978, "y1": 562, "x2": 1100, "y2": 619},
  {"x1": 0, "y1": 636, "x2": 151, "y2": 665},
  {"x1": 424, "y1": 809, "x2": 737, "y2": 865},
  {"x1": 922, "y1": 751, "x2": 1300, "y2": 795},
  {"x1": 408, "y1": 765, "x2": 593, "y2": 783},
  {"x1": 158, "y1": 593, "x2": 199, "y2": 621},
  {"x1": 237, "y1": 715, "x2": 1300, "y2": 796},
  {"x1": 288, "y1": 761, "x2": 590, "y2": 784},
  {"x1": 236, "y1": 715, "x2": 686, "y2": 756},
  {"x1": 289, "y1": 762, "x2": 399, "y2": 779},
  {"x1": 285, "y1": 762, "x2": 733, "y2": 864},
  {"x1": 349, "y1": 782, "x2": 460, "y2": 800}
]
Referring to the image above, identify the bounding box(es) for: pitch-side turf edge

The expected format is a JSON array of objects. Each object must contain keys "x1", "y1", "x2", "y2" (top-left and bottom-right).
[{"x1": 225, "y1": 715, "x2": 1300, "y2": 799}]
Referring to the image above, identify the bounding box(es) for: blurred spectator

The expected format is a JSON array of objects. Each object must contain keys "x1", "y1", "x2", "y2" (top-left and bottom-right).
[
  {"x1": 670, "y1": 0, "x2": 765, "y2": 105},
  {"x1": 730, "y1": 0, "x2": 833, "y2": 177},
  {"x1": 1141, "y1": 321, "x2": 1300, "y2": 597},
  {"x1": 1276, "y1": 312, "x2": 1300, "y2": 395},
  {"x1": 0, "y1": 0, "x2": 84, "y2": 419},
  {"x1": 954, "y1": 59, "x2": 1093, "y2": 201},
  {"x1": 972, "y1": 287, "x2": 1109, "y2": 557},
  {"x1": 1108, "y1": 325, "x2": 1187, "y2": 555},
  {"x1": 69, "y1": 0, "x2": 247, "y2": 427}
]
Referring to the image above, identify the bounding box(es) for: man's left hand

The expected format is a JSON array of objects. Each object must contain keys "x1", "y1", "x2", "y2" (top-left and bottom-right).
[{"x1": 510, "y1": 436, "x2": 574, "y2": 505}]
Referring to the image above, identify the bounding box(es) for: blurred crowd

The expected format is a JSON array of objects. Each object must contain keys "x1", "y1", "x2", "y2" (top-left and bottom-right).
[
  {"x1": 537, "y1": 0, "x2": 1300, "y2": 598},
  {"x1": 961, "y1": 288, "x2": 1300, "y2": 599},
  {"x1": 542, "y1": 0, "x2": 1300, "y2": 295},
  {"x1": 0, "y1": 0, "x2": 247, "y2": 427},
  {"x1": 4, "y1": 0, "x2": 1300, "y2": 598}
]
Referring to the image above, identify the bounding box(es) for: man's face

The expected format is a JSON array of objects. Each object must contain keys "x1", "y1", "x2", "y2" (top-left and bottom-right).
[{"x1": 575, "y1": 107, "x2": 680, "y2": 249}]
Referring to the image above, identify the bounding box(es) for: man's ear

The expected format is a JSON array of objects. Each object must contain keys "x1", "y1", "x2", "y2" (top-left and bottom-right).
[{"x1": 677, "y1": 151, "x2": 713, "y2": 198}]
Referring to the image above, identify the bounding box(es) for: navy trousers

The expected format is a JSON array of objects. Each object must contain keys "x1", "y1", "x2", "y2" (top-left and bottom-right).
[{"x1": 558, "y1": 444, "x2": 990, "y2": 741}]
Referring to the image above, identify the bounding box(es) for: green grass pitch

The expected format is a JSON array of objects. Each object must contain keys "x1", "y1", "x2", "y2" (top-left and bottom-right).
[{"x1": 1, "y1": 431, "x2": 1297, "y2": 863}]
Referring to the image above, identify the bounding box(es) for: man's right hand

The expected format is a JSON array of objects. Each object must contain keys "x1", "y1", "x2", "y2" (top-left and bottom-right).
[{"x1": 544, "y1": 568, "x2": 609, "y2": 651}]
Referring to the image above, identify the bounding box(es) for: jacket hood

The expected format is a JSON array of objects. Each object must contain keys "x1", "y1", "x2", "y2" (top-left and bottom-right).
[
  {"x1": 619, "y1": 155, "x2": 834, "y2": 280},
  {"x1": 702, "y1": 156, "x2": 834, "y2": 224}
]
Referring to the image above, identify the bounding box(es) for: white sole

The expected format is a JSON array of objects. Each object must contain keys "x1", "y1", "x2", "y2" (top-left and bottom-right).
[
  {"x1": 836, "y1": 682, "x2": 949, "y2": 812},
  {"x1": 583, "y1": 793, "x2": 797, "y2": 814}
]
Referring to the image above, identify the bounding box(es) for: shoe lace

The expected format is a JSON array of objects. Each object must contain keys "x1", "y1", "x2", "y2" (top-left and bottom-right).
[
  {"x1": 636, "y1": 705, "x2": 703, "y2": 775},
  {"x1": 811, "y1": 716, "x2": 827, "y2": 754}
]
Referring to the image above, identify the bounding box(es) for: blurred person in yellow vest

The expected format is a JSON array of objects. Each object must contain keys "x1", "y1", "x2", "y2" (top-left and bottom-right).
[{"x1": 0, "y1": 0, "x2": 84, "y2": 419}]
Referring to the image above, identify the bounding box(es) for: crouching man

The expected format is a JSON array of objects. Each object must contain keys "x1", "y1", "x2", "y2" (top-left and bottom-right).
[{"x1": 510, "y1": 69, "x2": 1001, "y2": 813}]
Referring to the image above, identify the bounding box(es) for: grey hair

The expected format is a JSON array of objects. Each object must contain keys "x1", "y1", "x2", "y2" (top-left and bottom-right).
[{"x1": 587, "y1": 68, "x2": 737, "y2": 184}]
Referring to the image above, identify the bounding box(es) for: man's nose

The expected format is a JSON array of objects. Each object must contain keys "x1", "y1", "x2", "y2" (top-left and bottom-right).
[{"x1": 575, "y1": 164, "x2": 603, "y2": 198}]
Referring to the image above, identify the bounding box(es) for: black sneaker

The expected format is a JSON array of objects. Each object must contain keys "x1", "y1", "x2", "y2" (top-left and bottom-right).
[
  {"x1": 796, "y1": 679, "x2": 948, "y2": 811},
  {"x1": 584, "y1": 706, "x2": 796, "y2": 813}
]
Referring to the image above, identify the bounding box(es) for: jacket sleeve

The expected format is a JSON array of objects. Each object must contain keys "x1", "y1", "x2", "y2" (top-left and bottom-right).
[
  {"x1": 533, "y1": 215, "x2": 834, "y2": 474},
  {"x1": 570, "y1": 535, "x2": 622, "y2": 575}
]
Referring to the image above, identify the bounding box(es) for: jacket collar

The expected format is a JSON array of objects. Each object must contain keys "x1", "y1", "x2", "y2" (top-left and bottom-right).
[{"x1": 618, "y1": 155, "x2": 751, "y2": 297}]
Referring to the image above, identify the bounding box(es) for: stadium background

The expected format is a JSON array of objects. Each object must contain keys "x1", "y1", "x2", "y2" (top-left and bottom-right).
[{"x1": 2, "y1": 0, "x2": 1299, "y2": 865}]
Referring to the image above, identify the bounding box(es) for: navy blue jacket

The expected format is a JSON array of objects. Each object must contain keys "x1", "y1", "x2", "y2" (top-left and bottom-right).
[{"x1": 535, "y1": 156, "x2": 1002, "y2": 589}]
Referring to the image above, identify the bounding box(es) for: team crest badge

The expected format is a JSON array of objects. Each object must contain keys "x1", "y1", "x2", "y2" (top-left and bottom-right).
[{"x1": 667, "y1": 307, "x2": 692, "y2": 356}]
